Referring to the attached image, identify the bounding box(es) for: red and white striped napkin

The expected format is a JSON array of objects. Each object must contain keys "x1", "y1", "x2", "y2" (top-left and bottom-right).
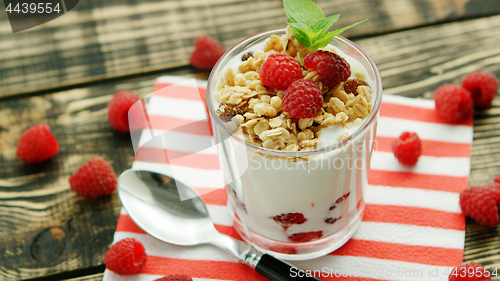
[{"x1": 103, "y1": 76, "x2": 472, "y2": 281}]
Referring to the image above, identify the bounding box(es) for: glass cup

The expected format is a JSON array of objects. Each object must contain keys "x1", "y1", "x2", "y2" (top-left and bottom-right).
[{"x1": 206, "y1": 29, "x2": 383, "y2": 260}]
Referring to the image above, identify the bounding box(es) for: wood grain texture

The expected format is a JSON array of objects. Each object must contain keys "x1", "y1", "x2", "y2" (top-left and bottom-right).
[
  {"x1": 1, "y1": 7, "x2": 500, "y2": 281},
  {"x1": 1, "y1": 0, "x2": 500, "y2": 98},
  {"x1": 0, "y1": 71, "x2": 207, "y2": 280}
]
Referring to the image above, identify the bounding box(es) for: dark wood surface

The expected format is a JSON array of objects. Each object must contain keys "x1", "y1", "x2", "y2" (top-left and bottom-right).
[{"x1": 1, "y1": 0, "x2": 500, "y2": 280}]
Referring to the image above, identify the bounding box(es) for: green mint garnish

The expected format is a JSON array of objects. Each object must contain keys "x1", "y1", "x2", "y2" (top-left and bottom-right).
[{"x1": 283, "y1": 0, "x2": 367, "y2": 51}]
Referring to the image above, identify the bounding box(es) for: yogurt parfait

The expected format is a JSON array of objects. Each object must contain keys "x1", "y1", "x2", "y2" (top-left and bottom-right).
[{"x1": 206, "y1": 0, "x2": 382, "y2": 260}]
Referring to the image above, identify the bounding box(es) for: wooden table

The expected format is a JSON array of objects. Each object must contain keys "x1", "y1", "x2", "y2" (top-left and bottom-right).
[{"x1": 1, "y1": 0, "x2": 500, "y2": 280}]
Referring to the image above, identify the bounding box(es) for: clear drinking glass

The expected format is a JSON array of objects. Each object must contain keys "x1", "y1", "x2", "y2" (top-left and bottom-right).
[{"x1": 206, "y1": 29, "x2": 382, "y2": 260}]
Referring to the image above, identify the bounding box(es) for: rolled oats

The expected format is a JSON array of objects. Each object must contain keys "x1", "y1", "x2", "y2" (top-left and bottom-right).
[
  {"x1": 297, "y1": 129, "x2": 314, "y2": 142},
  {"x1": 264, "y1": 35, "x2": 284, "y2": 52},
  {"x1": 284, "y1": 144, "x2": 299, "y2": 151},
  {"x1": 262, "y1": 139, "x2": 286, "y2": 150},
  {"x1": 242, "y1": 118, "x2": 259, "y2": 128},
  {"x1": 225, "y1": 121, "x2": 238, "y2": 132},
  {"x1": 234, "y1": 114, "x2": 244, "y2": 125},
  {"x1": 244, "y1": 112, "x2": 258, "y2": 120},
  {"x1": 298, "y1": 118, "x2": 313, "y2": 130},
  {"x1": 239, "y1": 57, "x2": 256, "y2": 73},
  {"x1": 328, "y1": 97, "x2": 347, "y2": 115},
  {"x1": 353, "y1": 118, "x2": 364, "y2": 127},
  {"x1": 338, "y1": 133, "x2": 349, "y2": 142},
  {"x1": 260, "y1": 95, "x2": 271, "y2": 104},
  {"x1": 254, "y1": 103, "x2": 277, "y2": 117},
  {"x1": 353, "y1": 104, "x2": 370, "y2": 119},
  {"x1": 333, "y1": 90, "x2": 350, "y2": 103},
  {"x1": 234, "y1": 73, "x2": 246, "y2": 87},
  {"x1": 300, "y1": 139, "x2": 320, "y2": 150},
  {"x1": 269, "y1": 115, "x2": 284, "y2": 128},
  {"x1": 259, "y1": 127, "x2": 290, "y2": 142},
  {"x1": 254, "y1": 119, "x2": 270, "y2": 136},
  {"x1": 357, "y1": 85, "x2": 372, "y2": 101},
  {"x1": 270, "y1": 96, "x2": 282, "y2": 112}
]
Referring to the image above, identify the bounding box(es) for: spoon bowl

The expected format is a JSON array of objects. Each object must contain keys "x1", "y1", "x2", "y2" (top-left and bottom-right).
[
  {"x1": 117, "y1": 169, "x2": 321, "y2": 281},
  {"x1": 118, "y1": 170, "x2": 217, "y2": 245}
]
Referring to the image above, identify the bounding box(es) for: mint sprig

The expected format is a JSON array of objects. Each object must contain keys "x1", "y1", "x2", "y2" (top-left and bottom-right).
[{"x1": 284, "y1": 0, "x2": 367, "y2": 51}]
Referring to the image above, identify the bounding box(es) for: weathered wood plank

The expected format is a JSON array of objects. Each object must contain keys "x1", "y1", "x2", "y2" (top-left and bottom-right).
[
  {"x1": 2, "y1": 13, "x2": 500, "y2": 280},
  {"x1": 0, "y1": 71, "x2": 206, "y2": 280},
  {"x1": 355, "y1": 14, "x2": 500, "y2": 186},
  {"x1": 1, "y1": 0, "x2": 500, "y2": 98}
]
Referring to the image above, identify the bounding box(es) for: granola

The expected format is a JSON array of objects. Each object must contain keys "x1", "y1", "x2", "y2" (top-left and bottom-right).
[{"x1": 214, "y1": 27, "x2": 373, "y2": 151}]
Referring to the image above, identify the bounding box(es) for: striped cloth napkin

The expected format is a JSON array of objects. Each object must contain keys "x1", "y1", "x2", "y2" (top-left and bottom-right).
[{"x1": 103, "y1": 76, "x2": 472, "y2": 281}]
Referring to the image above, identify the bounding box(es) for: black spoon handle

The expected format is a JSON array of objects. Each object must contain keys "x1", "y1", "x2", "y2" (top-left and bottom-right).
[{"x1": 255, "y1": 254, "x2": 322, "y2": 281}]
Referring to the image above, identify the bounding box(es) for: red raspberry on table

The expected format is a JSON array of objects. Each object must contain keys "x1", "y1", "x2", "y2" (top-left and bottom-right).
[
  {"x1": 392, "y1": 132, "x2": 422, "y2": 166},
  {"x1": 459, "y1": 183, "x2": 500, "y2": 227},
  {"x1": 108, "y1": 91, "x2": 142, "y2": 133},
  {"x1": 448, "y1": 262, "x2": 492, "y2": 281},
  {"x1": 259, "y1": 53, "x2": 302, "y2": 90},
  {"x1": 190, "y1": 35, "x2": 225, "y2": 70},
  {"x1": 272, "y1": 213, "x2": 307, "y2": 230},
  {"x1": 434, "y1": 84, "x2": 473, "y2": 123},
  {"x1": 16, "y1": 123, "x2": 59, "y2": 164},
  {"x1": 281, "y1": 79, "x2": 323, "y2": 119},
  {"x1": 69, "y1": 157, "x2": 117, "y2": 198},
  {"x1": 462, "y1": 70, "x2": 498, "y2": 109},
  {"x1": 154, "y1": 275, "x2": 193, "y2": 281},
  {"x1": 288, "y1": 231, "x2": 323, "y2": 243},
  {"x1": 104, "y1": 238, "x2": 147, "y2": 275},
  {"x1": 304, "y1": 50, "x2": 351, "y2": 87},
  {"x1": 494, "y1": 175, "x2": 500, "y2": 185}
]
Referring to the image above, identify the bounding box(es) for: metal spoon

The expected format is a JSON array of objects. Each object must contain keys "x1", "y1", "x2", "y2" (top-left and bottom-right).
[{"x1": 117, "y1": 169, "x2": 321, "y2": 281}]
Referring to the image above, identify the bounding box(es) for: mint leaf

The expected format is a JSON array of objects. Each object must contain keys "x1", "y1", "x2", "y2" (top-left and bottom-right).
[
  {"x1": 326, "y1": 19, "x2": 368, "y2": 38},
  {"x1": 310, "y1": 32, "x2": 335, "y2": 51},
  {"x1": 290, "y1": 26, "x2": 314, "y2": 49},
  {"x1": 283, "y1": 0, "x2": 367, "y2": 51},
  {"x1": 310, "y1": 19, "x2": 368, "y2": 51},
  {"x1": 311, "y1": 14, "x2": 339, "y2": 33},
  {"x1": 284, "y1": 0, "x2": 324, "y2": 28}
]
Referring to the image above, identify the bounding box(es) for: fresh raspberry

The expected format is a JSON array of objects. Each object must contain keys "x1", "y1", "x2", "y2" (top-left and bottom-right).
[
  {"x1": 304, "y1": 50, "x2": 351, "y2": 87},
  {"x1": 154, "y1": 275, "x2": 193, "y2": 281},
  {"x1": 108, "y1": 91, "x2": 142, "y2": 133},
  {"x1": 272, "y1": 213, "x2": 307, "y2": 230},
  {"x1": 462, "y1": 70, "x2": 498, "y2": 109},
  {"x1": 392, "y1": 132, "x2": 422, "y2": 166},
  {"x1": 16, "y1": 124, "x2": 59, "y2": 163},
  {"x1": 259, "y1": 53, "x2": 302, "y2": 90},
  {"x1": 434, "y1": 84, "x2": 473, "y2": 123},
  {"x1": 69, "y1": 157, "x2": 117, "y2": 198},
  {"x1": 448, "y1": 262, "x2": 492, "y2": 281},
  {"x1": 288, "y1": 231, "x2": 323, "y2": 243},
  {"x1": 281, "y1": 79, "x2": 323, "y2": 119},
  {"x1": 104, "y1": 238, "x2": 147, "y2": 275},
  {"x1": 190, "y1": 35, "x2": 225, "y2": 70},
  {"x1": 494, "y1": 175, "x2": 500, "y2": 185},
  {"x1": 459, "y1": 183, "x2": 500, "y2": 227}
]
